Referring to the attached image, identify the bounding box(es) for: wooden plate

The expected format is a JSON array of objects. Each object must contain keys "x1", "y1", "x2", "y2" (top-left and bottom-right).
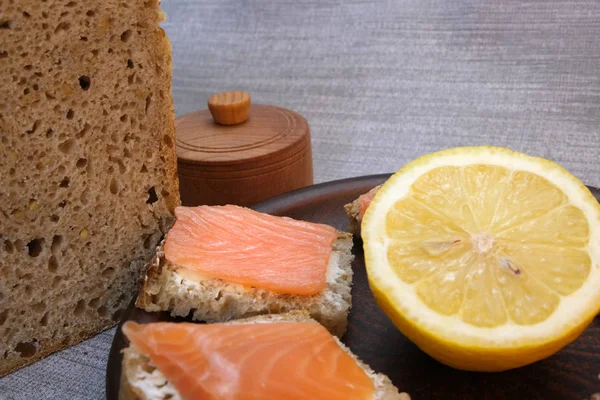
[{"x1": 106, "y1": 174, "x2": 600, "y2": 400}]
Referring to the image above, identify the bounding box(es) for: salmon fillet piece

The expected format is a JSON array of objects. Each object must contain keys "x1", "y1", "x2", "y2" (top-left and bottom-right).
[
  {"x1": 123, "y1": 320, "x2": 375, "y2": 400},
  {"x1": 163, "y1": 205, "x2": 338, "y2": 295}
]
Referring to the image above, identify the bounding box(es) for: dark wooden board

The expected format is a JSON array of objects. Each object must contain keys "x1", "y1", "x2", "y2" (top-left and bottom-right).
[{"x1": 106, "y1": 174, "x2": 600, "y2": 400}]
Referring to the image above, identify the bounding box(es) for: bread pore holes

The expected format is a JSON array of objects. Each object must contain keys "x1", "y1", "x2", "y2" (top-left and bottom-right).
[
  {"x1": 59, "y1": 177, "x2": 70, "y2": 187},
  {"x1": 78, "y1": 76, "x2": 90, "y2": 90},
  {"x1": 142, "y1": 234, "x2": 152, "y2": 249},
  {"x1": 48, "y1": 255, "x2": 58, "y2": 272},
  {"x1": 127, "y1": 59, "x2": 134, "y2": 69},
  {"x1": 120, "y1": 29, "x2": 133, "y2": 42},
  {"x1": 146, "y1": 186, "x2": 158, "y2": 204},
  {"x1": 40, "y1": 312, "x2": 49, "y2": 326},
  {"x1": 76, "y1": 123, "x2": 90, "y2": 138},
  {"x1": 4, "y1": 240, "x2": 14, "y2": 254},
  {"x1": 73, "y1": 300, "x2": 86, "y2": 316},
  {"x1": 0, "y1": 310, "x2": 8, "y2": 326},
  {"x1": 32, "y1": 302, "x2": 45, "y2": 313},
  {"x1": 58, "y1": 138, "x2": 75, "y2": 153},
  {"x1": 51, "y1": 235, "x2": 63, "y2": 254},
  {"x1": 101, "y1": 267, "x2": 115, "y2": 278},
  {"x1": 88, "y1": 297, "x2": 101, "y2": 308},
  {"x1": 26, "y1": 238, "x2": 44, "y2": 257},
  {"x1": 66, "y1": 109, "x2": 74, "y2": 119},
  {"x1": 54, "y1": 22, "x2": 70, "y2": 32},
  {"x1": 97, "y1": 306, "x2": 108, "y2": 318},
  {"x1": 76, "y1": 158, "x2": 87, "y2": 168},
  {"x1": 26, "y1": 120, "x2": 39, "y2": 134},
  {"x1": 80, "y1": 189, "x2": 90, "y2": 205},
  {"x1": 0, "y1": 20, "x2": 11, "y2": 29},
  {"x1": 144, "y1": 95, "x2": 152, "y2": 114},
  {"x1": 15, "y1": 341, "x2": 37, "y2": 358},
  {"x1": 116, "y1": 159, "x2": 126, "y2": 174},
  {"x1": 109, "y1": 178, "x2": 120, "y2": 194},
  {"x1": 163, "y1": 135, "x2": 173, "y2": 148}
]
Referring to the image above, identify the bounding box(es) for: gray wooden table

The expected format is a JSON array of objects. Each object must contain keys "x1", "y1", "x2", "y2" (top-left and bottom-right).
[{"x1": 2, "y1": 0, "x2": 599, "y2": 398}]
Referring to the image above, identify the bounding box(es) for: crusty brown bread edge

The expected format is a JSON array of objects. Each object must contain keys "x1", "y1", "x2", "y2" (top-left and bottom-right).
[
  {"x1": 136, "y1": 231, "x2": 354, "y2": 337},
  {"x1": 0, "y1": 0, "x2": 179, "y2": 376},
  {"x1": 344, "y1": 197, "x2": 362, "y2": 237},
  {"x1": 119, "y1": 312, "x2": 410, "y2": 400}
]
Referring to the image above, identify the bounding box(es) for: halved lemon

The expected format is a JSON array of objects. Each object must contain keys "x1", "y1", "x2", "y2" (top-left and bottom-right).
[{"x1": 362, "y1": 146, "x2": 600, "y2": 371}]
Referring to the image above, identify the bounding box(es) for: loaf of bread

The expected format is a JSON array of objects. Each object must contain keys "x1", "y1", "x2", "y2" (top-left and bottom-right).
[{"x1": 0, "y1": 0, "x2": 179, "y2": 376}]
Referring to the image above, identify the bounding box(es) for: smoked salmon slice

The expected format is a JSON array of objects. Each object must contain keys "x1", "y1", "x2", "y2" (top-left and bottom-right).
[
  {"x1": 122, "y1": 320, "x2": 375, "y2": 400},
  {"x1": 163, "y1": 205, "x2": 338, "y2": 296}
]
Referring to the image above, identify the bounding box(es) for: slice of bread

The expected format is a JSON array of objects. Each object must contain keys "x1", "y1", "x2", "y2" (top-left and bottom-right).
[
  {"x1": 344, "y1": 184, "x2": 382, "y2": 237},
  {"x1": 0, "y1": 0, "x2": 179, "y2": 376},
  {"x1": 136, "y1": 231, "x2": 354, "y2": 337},
  {"x1": 119, "y1": 312, "x2": 410, "y2": 400}
]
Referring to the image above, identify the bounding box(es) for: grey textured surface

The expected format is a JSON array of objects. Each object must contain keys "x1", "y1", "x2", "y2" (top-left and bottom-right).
[{"x1": 1, "y1": 0, "x2": 600, "y2": 399}]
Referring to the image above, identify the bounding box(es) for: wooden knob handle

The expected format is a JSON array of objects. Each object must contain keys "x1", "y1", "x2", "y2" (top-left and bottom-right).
[{"x1": 207, "y1": 91, "x2": 251, "y2": 125}]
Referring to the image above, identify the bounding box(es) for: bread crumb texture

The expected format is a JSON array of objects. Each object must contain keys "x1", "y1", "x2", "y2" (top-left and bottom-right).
[{"x1": 0, "y1": 0, "x2": 179, "y2": 376}]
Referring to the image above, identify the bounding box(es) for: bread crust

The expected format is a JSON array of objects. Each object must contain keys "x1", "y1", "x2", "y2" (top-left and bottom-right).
[{"x1": 136, "y1": 232, "x2": 354, "y2": 337}]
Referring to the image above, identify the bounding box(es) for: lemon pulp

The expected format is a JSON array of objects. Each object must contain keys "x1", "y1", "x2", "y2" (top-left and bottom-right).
[{"x1": 387, "y1": 165, "x2": 590, "y2": 328}]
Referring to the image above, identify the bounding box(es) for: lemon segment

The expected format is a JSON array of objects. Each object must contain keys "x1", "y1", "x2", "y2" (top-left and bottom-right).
[{"x1": 362, "y1": 146, "x2": 600, "y2": 371}]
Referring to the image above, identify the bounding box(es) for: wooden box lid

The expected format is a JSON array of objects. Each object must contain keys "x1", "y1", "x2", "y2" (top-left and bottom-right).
[{"x1": 176, "y1": 91, "x2": 314, "y2": 206}]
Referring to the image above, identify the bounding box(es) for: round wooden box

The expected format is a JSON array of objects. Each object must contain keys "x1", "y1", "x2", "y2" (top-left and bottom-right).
[{"x1": 176, "y1": 91, "x2": 314, "y2": 206}]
